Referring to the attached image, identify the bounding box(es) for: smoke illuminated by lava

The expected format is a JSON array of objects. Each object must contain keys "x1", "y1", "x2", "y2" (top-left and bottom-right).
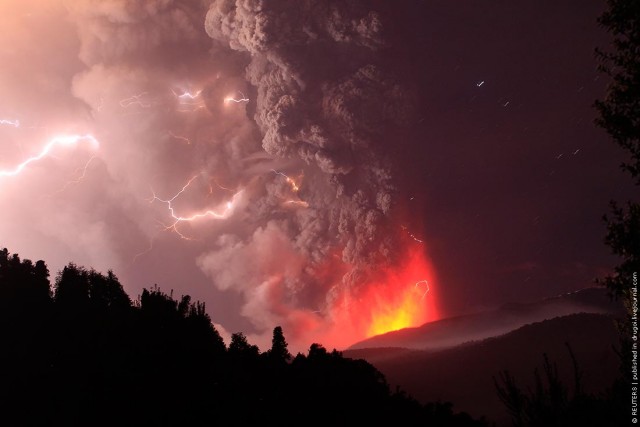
[{"x1": 319, "y1": 246, "x2": 438, "y2": 348}]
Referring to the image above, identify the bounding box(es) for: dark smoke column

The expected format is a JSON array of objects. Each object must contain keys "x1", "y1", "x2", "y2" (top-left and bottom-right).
[{"x1": 201, "y1": 0, "x2": 436, "y2": 348}]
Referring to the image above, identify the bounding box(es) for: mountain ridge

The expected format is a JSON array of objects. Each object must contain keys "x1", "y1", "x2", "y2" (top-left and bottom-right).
[
  {"x1": 349, "y1": 286, "x2": 623, "y2": 351},
  {"x1": 345, "y1": 312, "x2": 621, "y2": 426}
]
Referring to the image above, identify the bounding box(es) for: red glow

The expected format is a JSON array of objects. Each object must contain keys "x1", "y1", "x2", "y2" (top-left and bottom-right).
[
  {"x1": 319, "y1": 246, "x2": 439, "y2": 349},
  {"x1": 361, "y1": 247, "x2": 438, "y2": 336}
]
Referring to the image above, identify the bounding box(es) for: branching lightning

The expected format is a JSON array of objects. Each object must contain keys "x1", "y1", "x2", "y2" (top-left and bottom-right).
[
  {"x1": 173, "y1": 89, "x2": 206, "y2": 112},
  {"x1": 50, "y1": 155, "x2": 98, "y2": 195},
  {"x1": 149, "y1": 176, "x2": 243, "y2": 239},
  {"x1": 175, "y1": 89, "x2": 202, "y2": 100},
  {"x1": 0, "y1": 134, "x2": 99, "y2": 178}
]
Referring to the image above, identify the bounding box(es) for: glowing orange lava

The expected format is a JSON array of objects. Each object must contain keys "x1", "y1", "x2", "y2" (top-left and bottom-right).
[
  {"x1": 360, "y1": 247, "x2": 438, "y2": 336},
  {"x1": 319, "y1": 247, "x2": 439, "y2": 349}
]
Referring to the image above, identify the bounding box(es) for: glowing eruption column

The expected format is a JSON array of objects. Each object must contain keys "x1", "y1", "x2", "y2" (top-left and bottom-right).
[{"x1": 346, "y1": 248, "x2": 437, "y2": 340}]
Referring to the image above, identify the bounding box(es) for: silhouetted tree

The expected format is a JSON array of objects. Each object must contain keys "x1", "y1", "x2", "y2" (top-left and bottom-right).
[
  {"x1": 0, "y1": 247, "x2": 488, "y2": 426},
  {"x1": 229, "y1": 332, "x2": 260, "y2": 358},
  {"x1": 595, "y1": 0, "x2": 640, "y2": 184},
  {"x1": 185, "y1": 299, "x2": 227, "y2": 356},
  {"x1": 495, "y1": 348, "x2": 623, "y2": 426},
  {"x1": 33, "y1": 260, "x2": 51, "y2": 302},
  {"x1": 595, "y1": 0, "x2": 640, "y2": 300},
  {"x1": 0, "y1": 248, "x2": 51, "y2": 311},
  {"x1": 88, "y1": 269, "x2": 130, "y2": 311},
  {"x1": 54, "y1": 263, "x2": 90, "y2": 308},
  {"x1": 594, "y1": 3, "x2": 640, "y2": 423},
  {"x1": 268, "y1": 325, "x2": 291, "y2": 363}
]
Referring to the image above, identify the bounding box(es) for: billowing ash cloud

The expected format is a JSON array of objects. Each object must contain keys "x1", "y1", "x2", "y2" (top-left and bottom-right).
[
  {"x1": 0, "y1": 0, "x2": 430, "y2": 350},
  {"x1": 204, "y1": 1, "x2": 416, "y2": 264},
  {"x1": 199, "y1": 0, "x2": 423, "y2": 341}
]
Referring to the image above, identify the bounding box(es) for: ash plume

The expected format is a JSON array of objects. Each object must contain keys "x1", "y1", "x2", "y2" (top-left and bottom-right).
[
  {"x1": 200, "y1": 0, "x2": 422, "y2": 342},
  {"x1": 0, "y1": 0, "x2": 428, "y2": 349}
]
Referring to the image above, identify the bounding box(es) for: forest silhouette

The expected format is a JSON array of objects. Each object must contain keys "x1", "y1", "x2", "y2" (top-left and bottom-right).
[{"x1": 0, "y1": 248, "x2": 488, "y2": 426}]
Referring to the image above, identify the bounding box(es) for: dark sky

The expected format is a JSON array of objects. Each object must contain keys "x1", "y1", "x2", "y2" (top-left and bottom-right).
[
  {"x1": 0, "y1": 0, "x2": 633, "y2": 350},
  {"x1": 406, "y1": 0, "x2": 635, "y2": 314}
]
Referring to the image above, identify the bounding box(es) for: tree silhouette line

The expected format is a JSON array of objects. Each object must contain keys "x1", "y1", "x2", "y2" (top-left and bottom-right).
[
  {"x1": 494, "y1": 344, "x2": 626, "y2": 427},
  {"x1": 0, "y1": 248, "x2": 487, "y2": 426}
]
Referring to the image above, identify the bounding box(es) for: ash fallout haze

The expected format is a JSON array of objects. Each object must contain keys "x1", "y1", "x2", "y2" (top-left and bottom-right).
[{"x1": 0, "y1": 0, "x2": 630, "y2": 351}]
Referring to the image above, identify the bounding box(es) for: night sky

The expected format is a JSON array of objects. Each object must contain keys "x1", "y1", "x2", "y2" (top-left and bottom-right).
[{"x1": 0, "y1": 0, "x2": 633, "y2": 351}]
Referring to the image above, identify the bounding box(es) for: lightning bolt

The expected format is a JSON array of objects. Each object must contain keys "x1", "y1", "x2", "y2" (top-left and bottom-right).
[
  {"x1": 0, "y1": 119, "x2": 20, "y2": 127},
  {"x1": 272, "y1": 170, "x2": 307, "y2": 207},
  {"x1": 0, "y1": 134, "x2": 99, "y2": 178},
  {"x1": 174, "y1": 89, "x2": 202, "y2": 100},
  {"x1": 272, "y1": 169, "x2": 300, "y2": 192},
  {"x1": 173, "y1": 89, "x2": 206, "y2": 112},
  {"x1": 149, "y1": 176, "x2": 243, "y2": 239},
  {"x1": 167, "y1": 131, "x2": 192, "y2": 145},
  {"x1": 132, "y1": 238, "x2": 156, "y2": 263},
  {"x1": 210, "y1": 178, "x2": 236, "y2": 193},
  {"x1": 414, "y1": 280, "x2": 430, "y2": 300},
  {"x1": 224, "y1": 92, "x2": 249, "y2": 104},
  {"x1": 48, "y1": 155, "x2": 98, "y2": 196}
]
